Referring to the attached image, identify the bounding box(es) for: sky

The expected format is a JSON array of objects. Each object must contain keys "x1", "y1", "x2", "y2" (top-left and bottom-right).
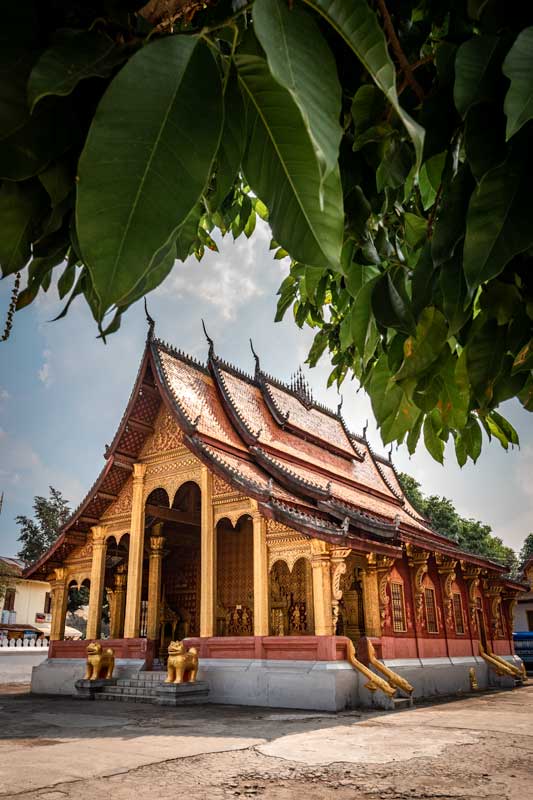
[{"x1": 0, "y1": 222, "x2": 532, "y2": 559}]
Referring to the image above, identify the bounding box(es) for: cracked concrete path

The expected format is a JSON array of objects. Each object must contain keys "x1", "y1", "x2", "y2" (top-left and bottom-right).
[{"x1": 1, "y1": 683, "x2": 532, "y2": 799}]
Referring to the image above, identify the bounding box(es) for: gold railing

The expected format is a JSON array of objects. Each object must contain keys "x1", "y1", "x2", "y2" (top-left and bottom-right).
[
  {"x1": 366, "y1": 639, "x2": 414, "y2": 696},
  {"x1": 346, "y1": 639, "x2": 396, "y2": 698},
  {"x1": 478, "y1": 642, "x2": 524, "y2": 680}
]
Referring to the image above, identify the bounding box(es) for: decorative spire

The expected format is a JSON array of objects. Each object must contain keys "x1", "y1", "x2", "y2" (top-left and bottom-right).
[
  {"x1": 250, "y1": 339, "x2": 261, "y2": 378},
  {"x1": 201, "y1": 319, "x2": 214, "y2": 358},
  {"x1": 363, "y1": 419, "x2": 369, "y2": 438},
  {"x1": 388, "y1": 444, "x2": 394, "y2": 462},
  {"x1": 290, "y1": 365, "x2": 313, "y2": 405},
  {"x1": 144, "y1": 299, "x2": 155, "y2": 340},
  {"x1": 337, "y1": 395, "x2": 343, "y2": 416}
]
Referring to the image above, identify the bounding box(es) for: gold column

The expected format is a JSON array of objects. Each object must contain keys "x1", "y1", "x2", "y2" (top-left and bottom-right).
[
  {"x1": 124, "y1": 463, "x2": 147, "y2": 638},
  {"x1": 406, "y1": 544, "x2": 429, "y2": 636},
  {"x1": 146, "y1": 525, "x2": 165, "y2": 640},
  {"x1": 252, "y1": 510, "x2": 269, "y2": 636},
  {"x1": 311, "y1": 540, "x2": 333, "y2": 636},
  {"x1": 86, "y1": 526, "x2": 108, "y2": 640},
  {"x1": 200, "y1": 466, "x2": 216, "y2": 637},
  {"x1": 330, "y1": 548, "x2": 351, "y2": 633},
  {"x1": 108, "y1": 564, "x2": 127, "y2": 639},
  {"x1": 49, "y1": 567, "x2": 68, "y2": 641},
  {"x1": 362, "y1": 554, "x2": 382, "y2": 638}
]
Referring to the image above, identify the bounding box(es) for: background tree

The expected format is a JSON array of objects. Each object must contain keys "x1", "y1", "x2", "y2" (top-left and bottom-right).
[
  {"x1": 16, "y1": 486, "x2": 71, "y2": 566},
  {"x1": 519, "y1": 533, "x2": 533, "y2": 567},
  {"x1": 398, "y1": 471, "x2": 518, "y2": 573},
  {"x1": 1, "y1": 0, "x2": 532, "y2": 464}
]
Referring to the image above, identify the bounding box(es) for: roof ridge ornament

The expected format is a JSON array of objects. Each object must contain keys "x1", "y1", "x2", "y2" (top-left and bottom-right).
[
  {"x1": 201, "y1": 319, "x2": 214, "y2": 358},
  {"x1": 290, "y1": 365, "x2": 313, "y2": 406},
  {"x1": 144, "y1": 299, "x2": 155, "y2": 341},
  {"x1": 249, "y1": 338, "x2": 261, "y2": 378}
]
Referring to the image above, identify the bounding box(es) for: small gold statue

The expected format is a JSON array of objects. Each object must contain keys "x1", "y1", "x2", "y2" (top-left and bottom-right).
[
  {"x1": 84, "y1": 642, "x2": 115, "y2": 681},
  {"x1": 165, "y1": 640, "x2": 198, "y2": 684},
  {"x1": 469, "y1": 667, "x2": 479, "y2": 691}
]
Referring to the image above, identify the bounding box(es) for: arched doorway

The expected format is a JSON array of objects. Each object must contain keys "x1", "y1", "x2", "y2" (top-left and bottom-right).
[
  {"x1": 269, "y1": 557, "x2": 314, "y2": 635},
  {"x1": 143, "y1": 482, "x2": 202, "y2": 661},
  {"x1": 216, "y1": 515, "x2": 254, "y2": 635}
]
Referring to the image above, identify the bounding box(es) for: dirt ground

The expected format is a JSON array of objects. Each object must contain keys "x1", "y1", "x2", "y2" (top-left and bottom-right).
[{"x1": 1, "y1": 683, "x2": 532, "y2": 800}]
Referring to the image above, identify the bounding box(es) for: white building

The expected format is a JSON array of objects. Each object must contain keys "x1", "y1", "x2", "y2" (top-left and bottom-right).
[
  {"x1": 0, "y1": 556, "x2": 51, "y2": 632},
  {"x1": 515, "y1": 556, "x2": 533, "y2": 632}
]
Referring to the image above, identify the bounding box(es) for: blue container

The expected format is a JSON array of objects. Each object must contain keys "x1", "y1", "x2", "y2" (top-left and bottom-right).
[{"x1": 513, "y1": 631, "x2": 533, "y2": 669}]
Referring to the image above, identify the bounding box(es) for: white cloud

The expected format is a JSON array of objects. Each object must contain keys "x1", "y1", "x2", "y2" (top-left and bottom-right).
[
  {"x1": 38, "y1": 349, "x2": 52, "y2": 386},
  {"x1": 160, "y1": 221, "x2": 280, "y2": 321}
]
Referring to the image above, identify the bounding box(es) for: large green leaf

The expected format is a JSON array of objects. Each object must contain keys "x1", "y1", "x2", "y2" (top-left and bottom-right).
[
  {"x1": 28, "y1": 30, "x2": 125, "y2": 111},
  {"x1": 77, "y1": 36, "x2": 223, "y2": 316},
  {"x1": 454, "y1": 35, "x2": 500, "y2": 118},
  {"x1": 423, "y1": 411, "x2": 445, "y2": 464},
  {"x1": 304, "y1": 0, "x2": 424, "y2": 167},
  {"x1": 253, "y1": 0, "x2": 342, "y2": 186},
  {"x1": 502, "y1": 27, "x2": 533, "y2": 140},
  {"x1": 0, "y1": 180, "x2": 48, "y2": 277},
  {"x1": 394, "y1": 307, "x2": 448, "y2": 382},
  {"x1": 209, "y1": 70, "x2": 245, "y2": 212},
  {"x1": 463, "y1": 149, "x2": 533, "y2": 291},
  {"x1": 431, "y1": 164, "x2": 475, "y2": 267},
  {"x1": 0, "y1": 3, "x2": 40, "y2": 140},
  {"x1": 236, "y1": 50, "x2": 343, "y2": 268}
]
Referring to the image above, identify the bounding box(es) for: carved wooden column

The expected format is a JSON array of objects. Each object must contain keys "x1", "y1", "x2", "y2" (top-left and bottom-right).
[
  {"x1": 436, "y1": 555, "x2": 457, "y2": 636},
  {"x1": 252, "y1": 510, "x2": 269, "y2": 636},
  {"x1": 311, "y1": 540, "x2": 333, "y2": 636},
  {"x1": 200, "y1": 466, "x2": 216, "y2": 637},
  {"x1": 376, "y1": 556, "x2": 395, "y2": 631},
  {"x1": 330, "y1": 548, "x2": 351, "y2": 633},
  {"x1": 461, "y1": 562, "x2": 481, "y2": 640},
  {"x1": 86, "y1": 526, "x2": 108, "y2": 640},
  {"x1": 406, "y1": 544, "x2": 429, "y2": 642},
  {"x1": 108, "y1": 564, "x2": 127, "y2": 639},
  {"x1": 146, "y1": 524, "x2": 165, "y2": 641},
  {"x1": 361, "y1": 554, "x2": 382, "y2": 638},
  {"x1": 124, "y1": 463, "x2": 147, "y2": 638},
  {"x1": 484, "y1": 579, "x2": 503, "y2": 644},
  {"x1": 49, "y1": 567, "x2": 68, "y2": 641}
]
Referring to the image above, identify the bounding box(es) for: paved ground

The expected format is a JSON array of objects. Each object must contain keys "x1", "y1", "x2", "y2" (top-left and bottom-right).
[{"x1": 1, "y1": 683, "x2": 532, "y2": 799}]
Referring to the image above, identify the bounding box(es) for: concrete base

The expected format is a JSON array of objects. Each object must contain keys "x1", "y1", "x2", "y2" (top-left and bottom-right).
[
  {"x1": 156, "y1": 681, "x2": 210, "y2": 706},
  {"x1": 0, "y1": 650, "x2": 48, "y2": 683},
  {"x1": 75, "y1": 678, "x2": 117, "y2": 699},
  {"x1": 31, "y1": 658, "x2": 146, "y2": 696},
  {"x1": 31, "y1": 654, "x2": 526, "y2": 708},
  {"x1": 197, "y1": 659, "x2": 375, "y2": 711}
]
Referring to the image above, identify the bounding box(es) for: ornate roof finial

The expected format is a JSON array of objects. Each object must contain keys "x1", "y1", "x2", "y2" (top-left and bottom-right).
[
  {"x1": 250, "y1": 339, "x2": 261, "y2": 377},
  {"x1": 337, "y1": 394, "x2": 343, "y2": 416},
  {"x1": 201, "y1": 319, "x2": 214, "y2": 358},
  {"x1": 363, "y1": 419, "x2": 369, "y2": 438},
  {"x1": 290, "y1": 365, "x2": 313, "y2": 405},
  {"x1": 388, "y1": 443, "x2": 394, "y2": 461},
  {"x1": 144, "y1": 298, "x2": 155, "y2": 340}
]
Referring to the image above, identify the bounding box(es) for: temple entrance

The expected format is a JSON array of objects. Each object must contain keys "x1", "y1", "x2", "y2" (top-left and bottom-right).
[
  {"x1": 337, "y1": 555, "x2": 365, "y2": 642},
  {"x1": 143, "y1": 482, "x2": 201, "y2": 663},
  {"x1": 269, "y1": 558, "x2": 314, "y2": 635},
  {"x1": 476, "y1": 598, "x2": 488, "y2": 649},
  {"x1": 216, "y1": 515, "x2": 254, "y2": 635}
]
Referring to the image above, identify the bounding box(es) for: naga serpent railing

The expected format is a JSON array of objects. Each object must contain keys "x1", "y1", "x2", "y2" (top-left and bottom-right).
[
  {"x1": 345, "y1": 639, "x2": 396, "y2": 698},
  {"x1": 366, "y1": 638, "x2": 414, "y2": 696},
  {"x1": 478, "y1": 641, "x2": 524, "y2": 680}
]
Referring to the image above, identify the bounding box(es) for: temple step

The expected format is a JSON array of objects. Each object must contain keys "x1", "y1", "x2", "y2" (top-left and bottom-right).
[
  {"x1": 392, "y1": 697, "x2": 412, "y2": 710},
  {"x1": 93, "y1": 672, "x2": 204, "y2": 704}
]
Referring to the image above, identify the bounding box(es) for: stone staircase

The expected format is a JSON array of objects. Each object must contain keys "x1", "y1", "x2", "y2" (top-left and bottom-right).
[{"x1": 95, "y1": 671, "x2": 167, "y2": 703}]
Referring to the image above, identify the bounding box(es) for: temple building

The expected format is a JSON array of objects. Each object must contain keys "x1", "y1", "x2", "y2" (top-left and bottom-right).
[{"x1": 27, "y1": 323, "x2": 526, "y2": 709}]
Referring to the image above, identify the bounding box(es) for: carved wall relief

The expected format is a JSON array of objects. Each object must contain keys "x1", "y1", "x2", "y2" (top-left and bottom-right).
[{"x1": 139, "y1": 405, "x2": 184, "y2": 457}]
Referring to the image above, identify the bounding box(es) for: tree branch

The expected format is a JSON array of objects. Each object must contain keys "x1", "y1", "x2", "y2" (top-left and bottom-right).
[{"x1": 376, "y1": 0, "x2": 425, "y2": 103}]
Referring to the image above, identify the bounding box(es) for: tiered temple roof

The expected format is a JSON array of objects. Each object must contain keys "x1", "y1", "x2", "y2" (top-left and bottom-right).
[{"x1": 25, "y1": 327, "x2": 522, "y2": 586}]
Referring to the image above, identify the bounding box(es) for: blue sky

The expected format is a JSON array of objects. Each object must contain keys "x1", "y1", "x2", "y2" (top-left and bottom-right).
[{"x1": 1, "y1": 222, "x2": 532, "y2": 558}]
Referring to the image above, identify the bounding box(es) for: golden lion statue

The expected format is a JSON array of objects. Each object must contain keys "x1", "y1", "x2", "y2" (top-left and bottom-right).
[
  {"x1": 165, "y1": 640, "x2": 198, "y2": 684},
  {"x1": 84, "y1": 642, "x2": 115, "y2": 681}
]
